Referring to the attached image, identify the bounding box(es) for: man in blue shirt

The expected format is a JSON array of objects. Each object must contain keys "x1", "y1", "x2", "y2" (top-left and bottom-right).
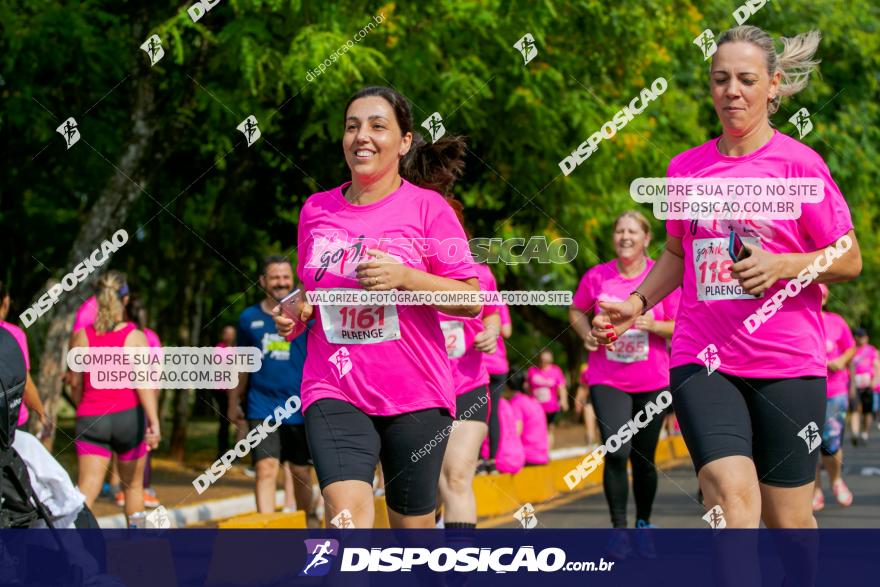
[{"x1": 228, "y1": 255, "x2": 312, "y2": 514}]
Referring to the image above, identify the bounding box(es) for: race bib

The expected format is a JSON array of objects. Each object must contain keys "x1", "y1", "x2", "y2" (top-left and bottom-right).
[
  {"x1": 534, "y1": 387, "x2": 551, "y2": 403},
  {"x1": 693, "y1": 237, "x2": 762, "y2": 301},
  {"x1": 855, "y1": 373, "x2": 872, "y2": 389},
  {"x1": 440, "y1": 320, "x2": 466, "y2": 359},
  {"x1": 605, "y1": 329, "x2": 649, "y2": 363},
  {"x1": 319, "y1": 299, "x2": 400, "y2": 345}
]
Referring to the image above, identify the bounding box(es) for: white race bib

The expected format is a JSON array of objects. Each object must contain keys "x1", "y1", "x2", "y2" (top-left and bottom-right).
[
  {"x1": 534, "y1": 387, "x2": 551, "y2": 403},
  {"x1": 440, "y1": 320, "x2": 466, "y2": 359},
  {"x1": 693, "y1": 237, "x2": 762, "y2": 301},
  {"x1": 855, "y1": 373, "x2": 872, "y2": 389},
  {"x1": 319, "y1": 298, "x2": 400, "y2": 345},
  {"x1": 606, "y1": 329, "x2": 649, "y2": 363}
]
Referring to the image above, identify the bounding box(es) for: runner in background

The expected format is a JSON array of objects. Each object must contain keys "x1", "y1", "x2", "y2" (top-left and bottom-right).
[
  {"x1": 437, "y1": 258, "x2": 500, "y2": 529},
  {"x1": 814, "y1": 284, "x2": 856, "y2": 510},
  {"x1": 525, "y1": 349, "x2": 567, "y2": 449},
  {"x1": 274, "y1": 85, "x2": 480, "y2": 529},
  {"x1": 0, "y1": 281, "x2": 49, "y2": 436},
  {"x1": 569, "y1": 211, "x2": 679, "y2": 539},
  {"x1": 483, "y1": 295, "x2": 512, "y2": 473},
  {"x1": 213, "y1": 325, "x2": 242, "y2": 459},
  {"x1": 229, "y1": 256, "x2": 313, "y2": 516},
  {"x1": 593, "y1": 26, "x2": 861, "y2": 542},
  {"x1": 850, "y1": 327, "x2": 878, "y2": 445},
  {"x1": 573, "y1": 362, "x2": 598, "y2": 446},
  {"x1": 508, "y1": 371, "x2": 549, "y2": 466},
  {"x1": 494, "y1": 373, "x2": 526, "y2": 475},
  {"x1": 70, "y1": 272, "x2": 160, "y2": 522}
]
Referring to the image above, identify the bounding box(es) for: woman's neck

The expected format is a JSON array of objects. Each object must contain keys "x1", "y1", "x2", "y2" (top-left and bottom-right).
[
  {"x1": 617, "y1": 254, "x2": 647, "y2": 279},
  {"x1": 346, "y1": 173, "x2": 402, "y2": 205},
  {"x1": 718, "y1": 123, "x2": 774, "y2": 157}
]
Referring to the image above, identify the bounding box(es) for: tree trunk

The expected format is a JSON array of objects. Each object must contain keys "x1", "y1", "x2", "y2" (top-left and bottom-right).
[{"x1": 34, "y1": 14, "x2": 156, "y2": 450}]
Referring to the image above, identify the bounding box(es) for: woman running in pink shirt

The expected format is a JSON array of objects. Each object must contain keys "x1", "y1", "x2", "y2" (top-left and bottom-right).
[
  {"x1": 273, "y1": 86, "x2": 480, "y2": 529},
  {"x1": 526, "y1": 349, "x2": 567, "y2": 449},
  {"x1": 850, "y1": 326, "x2": 879, "y2": 445},
  {"x1": 593, "y1": 26, "x2": 861, "y2": 530},
  {"x1": 570, "y1": 211, "x2": 679, "y2": 533},
  {"x1": 70, "y1": 273, "x2": 161, "y2": 522}
]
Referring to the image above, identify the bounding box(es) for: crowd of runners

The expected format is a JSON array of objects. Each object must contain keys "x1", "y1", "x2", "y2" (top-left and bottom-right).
[{"x1": 2, "y1": 25, "x2": 878, "y2": 544}]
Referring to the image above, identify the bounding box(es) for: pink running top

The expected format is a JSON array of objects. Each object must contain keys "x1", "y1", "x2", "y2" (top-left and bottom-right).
[
  {"x1": 72, "y1": 296, "x2": 98, "y2": 333},
  {"x1": 480, "y1": 265, "x2": 510, "y2": 376},
  {"x1": 665, "y1": 131, "x2": 853, "y2": 379},
  {"x1": 493, "y1": 397, "x2": 525, "y2": 475},
  {"x1": 77, "y1": 323, "x2": 140, "y2": 417},
  {"x1": 509, "y1": 392, "x2": 549, "y2": 465},
  {"x1": 526, "y1": 364, "x2": 566, "y2": 413},
  {"x1": 852, "y1": 344, "x2": 878, "y2": 390},
  {"x1": 823, "y1": 311, "x2": 854, "y2": 398}
]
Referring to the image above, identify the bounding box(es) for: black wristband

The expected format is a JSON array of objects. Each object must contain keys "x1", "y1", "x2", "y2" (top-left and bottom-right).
[{"x1": 630, "y1": 291, "x2": 649, "y2": 315}]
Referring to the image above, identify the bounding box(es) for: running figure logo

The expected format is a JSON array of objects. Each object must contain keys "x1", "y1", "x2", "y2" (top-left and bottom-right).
[
  {"x1": 513, "y1": 33, "x2": 538, "y2": 65},
  {"x1": 693, "y1": 29, "x2": 717, "y2": 60},
  {"x1": 702, "y1": 505, "x2": 727, "y2": 529},
  {"x1": 56, "y1": 117, "x2": 80, "y2": 149},
  {"x1": 789, "y1": 108, "x2": 813, "y2": 139},
  {"x1": 329, "y1": 347, "x2": 352, "y2": 378},
  {"x1": 513, "y1": 503, "x2": 538, "y2": 529},
  {"x1": 140, "y1": 34, "x2": 164, "y2": 66},
  {"x1": 237, "y1": 115, "x2": 261, "y2": 147},
  {"x1": 330, "y1": 509, "x2": 355, "y2": 529},
  {"x1": 145, "y1": 505, "x2": 171, "y2": 529},
  {"x1": 299, "y1": 539, "x2": 339, "y2": 577},
  {"x1": 797, "y1": 421, "x2": 821, "y2": 453},
  {"x1": 697, "y1": 344, "x2": 721, "y2": 375},
  {"x1": 421, "y1": 112, "x2": 446, "y2": 143}
]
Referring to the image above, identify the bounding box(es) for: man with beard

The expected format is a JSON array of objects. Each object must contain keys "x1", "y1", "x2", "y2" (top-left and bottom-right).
[{"x1": 228, "y1": 255, "x2": 314, "y2": 514}]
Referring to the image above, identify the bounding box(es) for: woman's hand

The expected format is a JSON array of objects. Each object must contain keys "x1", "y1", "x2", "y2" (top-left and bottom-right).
[
  {"x1": 731, "y1": 243, "x2": 784, "y2": 296},
  {"x1": 356, "y1": 249, "x2": 411, "y2": 290},
  {"x1": 592, "y1": 297, "x2": 641, "y2": 345},
  {"x1": 827, "y1": 357, "x2": 847, "y2": 373},
  {"x1": 272, "y1": 301, "x2": 313, "y2": 337},
  {"x1": 633, "y1": 314, "x2": 656, "y2": 333},
  {"x1": 473, "y1": 328, "x2": 498, "y2": 354},
  {"x1": 574, "y1": 387, "x2": 588, "y2": 415},
  {"x1": 583, "y1": 331, "x2": 599, "y2": 352},
  {"x1": 145, "y1": 417, "x2": 161, "y2": 451}
]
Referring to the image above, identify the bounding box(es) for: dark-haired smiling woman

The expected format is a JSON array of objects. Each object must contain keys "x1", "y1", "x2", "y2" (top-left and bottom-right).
[{"x1": 274, "y1": 86, "x2": 480, "y2": 529}]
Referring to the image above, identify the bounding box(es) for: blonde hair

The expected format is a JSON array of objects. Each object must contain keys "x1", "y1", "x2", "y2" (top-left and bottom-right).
[
  {"x1": 614, "y1": 210, "x2": 652, "y2": 238},
  {"x1": 716, "y1": 25, "x2": 821, "y2": 115},
  {"x1": 94, "y1": 271, "x2": 127, "y2": 334}
]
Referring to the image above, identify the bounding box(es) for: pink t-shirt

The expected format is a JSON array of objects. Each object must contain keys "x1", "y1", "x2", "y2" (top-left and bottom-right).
[
  {"x1": 296, "y1": 179, "x2": 477, "y2": 417},
  {"x1": 509, "y1": 392, "x2": 549, "y2": 465},
  {"x1": 494, "y1": 397, "x2": 525, "y2": 475},
  {"x1": 481, "y1": 267, "x2": 510, "y2": 375},
  {"x1": 143, "y1": 327, "x2": 161, "y2": 349},
  {"x1": 77, "y1": 324, "x2": 140, "y2": 416},
  {"x1": 1, "y1": 321, "x2": 31, "y2": 426},
  {"x1": 527, "y1": 364, "x2": 565, "y2": 413},
  {"x1": 572, "y1": 259, "x2": 680, "y2": 392},
  {"x1": 852, "y1": 344, "x2": 877, "y2": 390},
  {"x1": 72, "y1": 296, "x2": 98, "y2": 333},
  {"x1": 823, "y1": 312, "x2": 854, "y2": 398},
  {"x1": 666, "y1": 131, "x2": 853, "y2": 378},
  {"x1": 579, "y1": 363, "x2": 589, "y2": 386},
  {"x1": 439, "y1": 264, "x2": 498, "y2": 396}
]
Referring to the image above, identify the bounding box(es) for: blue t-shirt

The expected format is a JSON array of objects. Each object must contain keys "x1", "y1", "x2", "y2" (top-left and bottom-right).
[{"x1": 236, "y1": 304, "x2": 309, "y2": 425}]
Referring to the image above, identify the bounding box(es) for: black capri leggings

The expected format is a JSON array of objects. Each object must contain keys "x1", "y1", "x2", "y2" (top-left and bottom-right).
[
  {"x1": 487, "y1": 373, "x2": 507, "y2": 458},
  {"x1": 590, "y1": 385, "x2": 666, "y2": 529}
]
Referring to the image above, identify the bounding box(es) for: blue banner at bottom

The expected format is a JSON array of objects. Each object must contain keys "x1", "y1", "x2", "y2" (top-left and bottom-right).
[{"x1": 0, "y1": 529, "x2": 876, "y2": 586}]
